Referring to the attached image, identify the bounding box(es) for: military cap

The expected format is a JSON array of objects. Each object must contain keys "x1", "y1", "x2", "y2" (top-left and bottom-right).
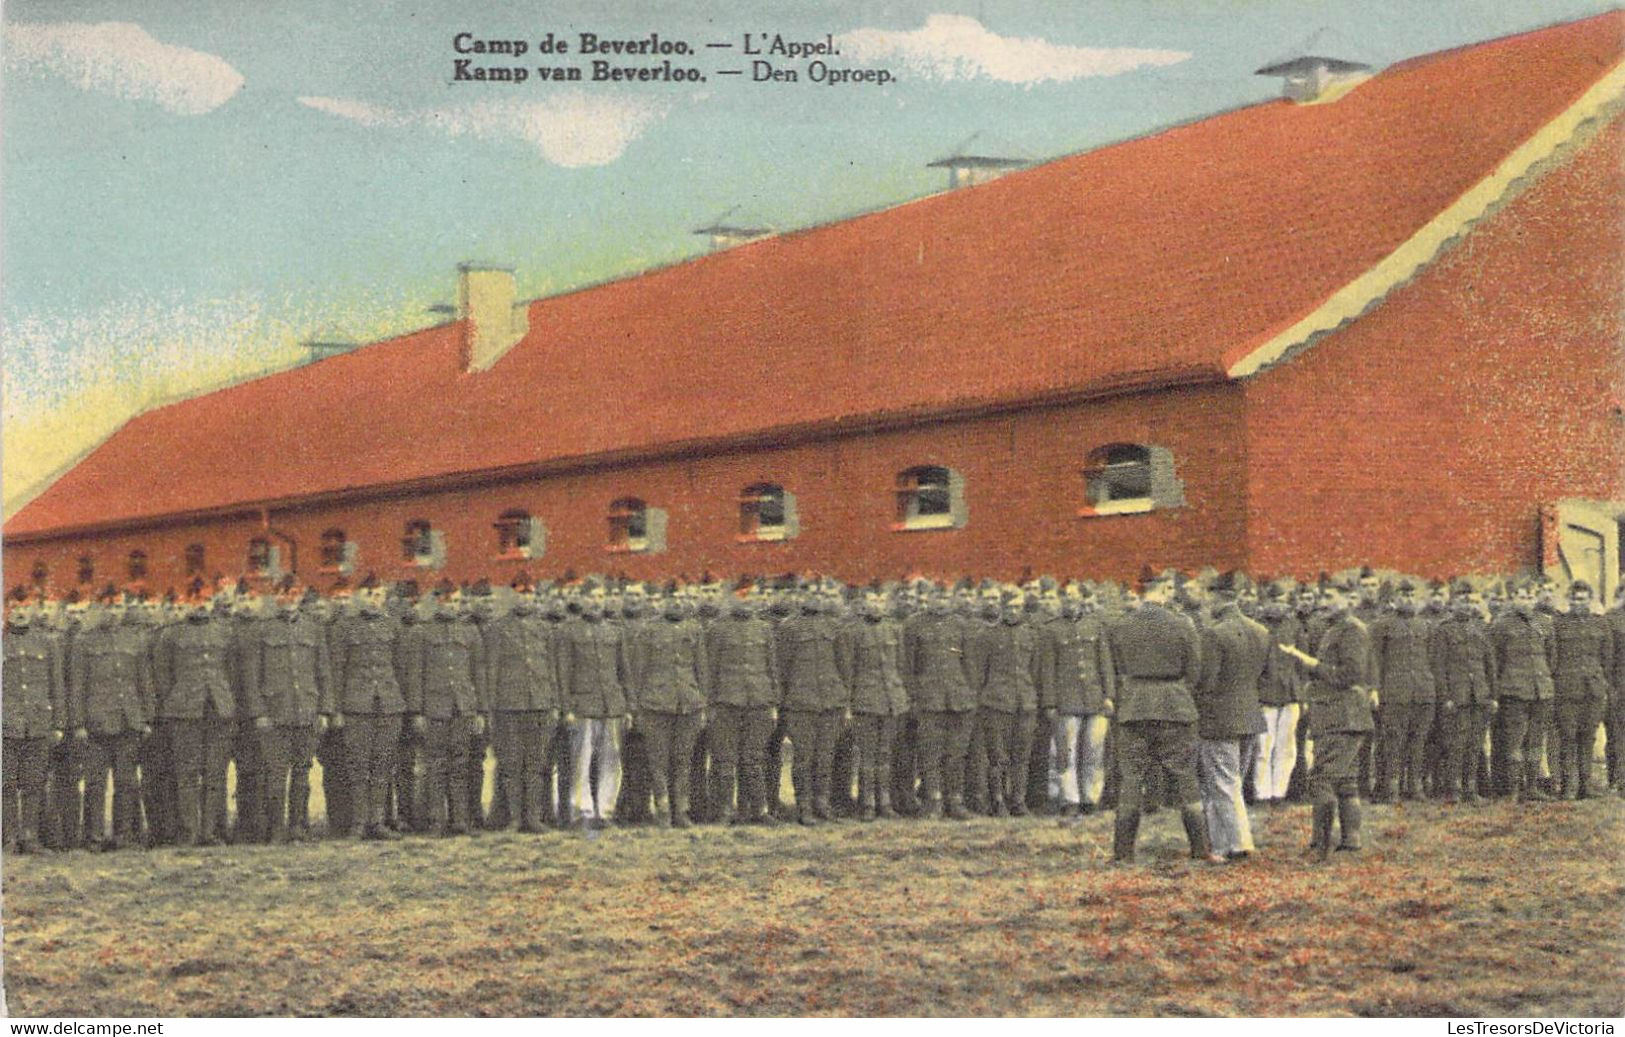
[
  {"x1": 430, "y1": 579, "x2": 457, "y2": 597},
  {"x1": 95, "y1": 582, "x2": 119, "y2": 603},
  {"x1": 510, "y1": 571, "x2": 535, "y2": 592},
  {"x1": 1358, "y1": 566, "x2": 1376, "y2": 579},
  {"x1": 357, "y1": 571, "x2": 380, "y2": 591},
  {"x1": 7, "y1": 584, "x2": 29, "y2": 603},
  {"x1": 1427, "y1": 578, "x2": 1448, "y2": 593},
  {"x1": 1569, "y1": 580, "x2": 1593, "y2": 596},
  {"x1": 1395, "y1": 578, "x2": 1417, "y2": 594},
  {"x1": 1261, "y1": 581, "x2": 1290, "y2": 601},
  {"x1": 1451, "y1": 579, "x2": 1476, "y2": 596},
  {"x1": 1209, "y1": 570, "x2": 1247, "y2": 596},
  {"x1": 1325, "y1": 574, "x2": 1358, "y2": 593}
]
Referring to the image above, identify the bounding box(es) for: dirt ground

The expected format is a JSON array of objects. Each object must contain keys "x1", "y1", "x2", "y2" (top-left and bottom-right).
[{"x1": 2, "y1": 796, "x2": 1621, "y2": 1018}]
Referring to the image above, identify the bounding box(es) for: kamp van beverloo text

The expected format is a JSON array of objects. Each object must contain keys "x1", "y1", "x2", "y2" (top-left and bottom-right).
[{"x1": 451, "y1": 31, "x2": 896, "y2": 86}]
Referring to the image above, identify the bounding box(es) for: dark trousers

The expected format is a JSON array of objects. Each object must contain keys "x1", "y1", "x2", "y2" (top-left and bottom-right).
[
  {"x1": 708, "y1": 704, "x2": 777, "y2": 818},
  {"x1": 262, "y1": 725, "x2": 319, "y2": 838},
  {"x1": 1376, "y1": 701, "x2": 1435, "y2": 799},
  {"x1": 783, "y1": 709, "x2": 841, "y2": 808},
  {"x1": 640, "y1": 711, "x2": 702, "y2": 815},
  {"x1": 1607, "y1": 693, "x2": 1625, "y2": 790},
  {"x1": 973, "y1": 708, "x2": 1017, "y2": 809},
  {"x1": 317, "y1": 726, "x2": 352, "y2": 836},
  {"x1": 1009, "y1": 710, "x2": 1038, "y2": 809},
  {"x1": 548, "y1": 721, "x2": 574, "y2": 824},
  {"x1": 140, "y1": 731, "x2": 176, "y2": 845},
  {"x1": 917, "y1": 710, "x2": 973, "y2": 804},
  {"x1": 830, "y1": 725, "x2": 856, "y2": 811},
  {"x1": 891, "y1": 715, "x2": 921, "y2": 810},
  {"x1": 464, "y1": 727, "x2": 489, "y2": 828},
  {"x1": 3, "y1": 736, "x2": 50, "y2": 848},
  {"x1": 391, "y1": 725, "x2": 422, "y2": 832},
  {"x1": 1444, "y1": 704, "x2": 1492, "y2": 798},
  {"x1": 851, "y1": 713, "x2": 899, "y2": 808},
  {"x1": 618, "y1": 728, "x2": 652, "y2": 823},
  {"x1": 1115, "y1": 720, "x2": 1200, "y2": 814},
  {"x1": 1496, "y1": 698, "x2": 1551, "y2": 793},
  {"x1": 163, "y1": 716, "x2": 233, "y2": 844},
  {"x1": 231, "y1": 720, "x2": 267, "y2": 843},
  {"x1": 764, "y1": 714, "x2": 790, "y2": 812},
  {"x1": 422, "y1": 716, "x2": 474, "y2": 833},
  {"x1": 85, "y1": 730, "x2": 143, "y2": 845},
  {"x1": 43, "y1": 738, "x2": 84, "y2": 849},
  {"x1": 1554, "y1": 697, "x2": 1606, "y2": 798},
  {"x1": 491, "y1": 710, "x2": 558, "y2": 831},
  {"x1": 1308, "y1": 730, "x2": 1364, "y2": 803},
  {"x1": 341, "y1": 713, "x2": 403, "y2": 833}
]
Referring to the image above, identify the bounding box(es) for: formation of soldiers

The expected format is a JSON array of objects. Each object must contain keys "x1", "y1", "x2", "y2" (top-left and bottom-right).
[{"x1": 2, "y1": 564, "x2": 1620, "y2": 864}]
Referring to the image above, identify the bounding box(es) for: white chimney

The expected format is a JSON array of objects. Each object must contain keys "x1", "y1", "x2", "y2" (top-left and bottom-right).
[{"x1": 457, "y1": 263, "x2": 529, "y2": 372}]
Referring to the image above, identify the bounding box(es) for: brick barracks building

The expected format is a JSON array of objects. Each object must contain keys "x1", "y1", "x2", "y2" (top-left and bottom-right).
[{"x1": 6, "y1": 15, "x2": 1624, "y2": 598}]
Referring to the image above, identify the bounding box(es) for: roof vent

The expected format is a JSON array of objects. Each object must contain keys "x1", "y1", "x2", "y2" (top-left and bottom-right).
[
  {"x1": 457, "y1": 263, "x2": 529, "y2": 373},
  {"x1": 1256, "y1": 31, "x2": 1373, "y2": 104},
  {"x1": 693, "y1": 207, "x2": 774, "y2": 250},
  {"x1": 927, "y1": 132, "x2": 1028, "y2": 189},
  {"x1": 302, "y1": 340, "x2": 359, "y2": 365}
]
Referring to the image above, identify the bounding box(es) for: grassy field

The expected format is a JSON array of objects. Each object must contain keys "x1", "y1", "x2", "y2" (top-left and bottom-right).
[{"x1": 2, "y1": 796, "x2": 1621, "y2": 1017}]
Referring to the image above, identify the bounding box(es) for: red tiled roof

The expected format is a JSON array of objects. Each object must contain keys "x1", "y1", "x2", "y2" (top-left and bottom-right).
[{"x1": 9, "y1": 12, "x2": 1623, "y2": 538}]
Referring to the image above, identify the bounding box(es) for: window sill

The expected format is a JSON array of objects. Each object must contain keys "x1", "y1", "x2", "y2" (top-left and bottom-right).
[
  {"x1": 1077, "y1": 499, "x2": 1155, "y2": 519},
  {"x1": 736, "y1": 530, "x2": 789, "y2": 544},
  {"x1": 493, "y1": 550, "x2": 533, "y2": 562},
  {"x1": 605, "y1": 543, "x2": 650, "y2": 555},
  {"x1": 891, "y1": 517, "x2": 959, "y2": 533}
]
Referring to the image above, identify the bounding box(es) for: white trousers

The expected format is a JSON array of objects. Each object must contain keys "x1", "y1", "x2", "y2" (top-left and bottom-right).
[
  {"x1": 1252, "y1": 704, "x2": 1301, "y2": 801},
  {"x1": 571, "y1": 717, "x2": 624, "y2": 821},
  {"x1": 1197, "y1": 738, "x2": 1255, "y2": 856},
  {"x1": 1050, "y1": 713, "x2": 1110, "y2": 806}
]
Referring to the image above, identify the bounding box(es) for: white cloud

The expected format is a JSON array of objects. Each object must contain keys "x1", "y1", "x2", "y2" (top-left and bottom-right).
[
  {"x1": 299, "y1": 92, "x2": 668, "y2": 168},
  {"x1": 5, "y1": 21, "x2": 243, "y2": 114},
  {"x1": 837, "y1": 14, "x2": 1189, "y2": 86}
]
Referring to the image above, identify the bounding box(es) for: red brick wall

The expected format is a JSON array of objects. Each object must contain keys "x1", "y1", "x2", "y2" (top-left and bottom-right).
[
  {"x1": 1242, "y1": 119, "x2": 1625, "y2": 581},
  {"x1": 5, "y1": 384, "x2": 1247, "y2": 593}
]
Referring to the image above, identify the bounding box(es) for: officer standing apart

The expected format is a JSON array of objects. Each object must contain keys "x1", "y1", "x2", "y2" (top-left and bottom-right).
[
  {"x1": 1105, "y1": 568, "x2": 1213, "y2": 863},
  {"x1": 1194, "y1": 571, "x2": 1269, "y2": 861}
]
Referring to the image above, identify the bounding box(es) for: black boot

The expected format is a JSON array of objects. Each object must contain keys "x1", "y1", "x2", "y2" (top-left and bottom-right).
[
  {"x1": 1306, "y1": 802, "x2": 1334, "y2": 861},
  {"x1": 1112, "y1": 808, "x2": 1140, "y2": 862},
  {"x1": 1336, "y1": 794, "x2": 1363, "y2": 851},
  {"x1": 1181, "y1": 804, "x2": 1218, "y2": 862}
]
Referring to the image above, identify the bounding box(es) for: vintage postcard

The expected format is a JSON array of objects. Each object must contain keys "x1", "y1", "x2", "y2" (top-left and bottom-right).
[{"x1": 2, "y1": 0, "x2": 1621, "y2": 1022}]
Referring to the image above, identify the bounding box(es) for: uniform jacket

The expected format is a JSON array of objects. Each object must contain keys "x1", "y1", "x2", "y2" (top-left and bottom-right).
[
  {"x1": 1196, "y1": 604, "x2": 1269, "y2": 740},
  {"x1": 704, "y1": 616, "x2": 780, "y2": 709},
  {"x1": 1307, "y1": 614, "x2": 1374, "y2": 734},
  {"x1": 68, "y1": 621, "x2": 155, "y2": 735},
  {"x1": 1551, "y1": 611, "x2": 1614, "y2": 702},
  {"x1": 1258, "y1": 613, "x2": 1305, "y2": 707},
  {"x1": 630, "y1": 617, "x2": 708, "y2": 714},
  {"x1": 776, "y1": 614, "x2": 848, "y2": 712},
  {"x1": 970, "y1": 620, "x2": 1042, "y2": 713},
  {"x1": 902, "y1": 613, "x2": 977, "y2": 713},
  {"x1": 1488, "y1": 612, "x2": 1556, "y2": 702},
  {"x1": 415, "y1": 616, "x2": 487, "y2": 718},
  {"x1": 230, "y1": 615, "x2": 268, "y2": 719},
  {"x1": 841, "y1": 618, "x2": 909, "y2": 716},
  {"x1": 483, "y1": 609, "x2": 562, "y2": 712},
  {"x1": 4, "y1": 624, "x2": 66, "y2": 739},
  {"x1": 1612, "y1": 608, "x2": 1625, "y2": 701},
  {"x1": 556, "y1": 618, "x2": 629, "y2": 718},
  {"x1": 1106, "y1": 603, "x2": 1201, "y2": 725},
  {"x1": 1042, "y1": 614, "x2": 1114, "y2": 715},
  {"x1": 1430, "y1": 615, "x2": 1495, "y2": 707},
  {"x1": 1370, "y1": 613, "x2": 1437, "y2": 705},
  {"x1": 154, "y1": 616, "x2": 238, "y2": 721},
  {"x1": 249, "y1": 614, "x2": 333, "y2": 726},
  {"x1": 330, "y1": 611, "x2": 409, "y2": 715}
]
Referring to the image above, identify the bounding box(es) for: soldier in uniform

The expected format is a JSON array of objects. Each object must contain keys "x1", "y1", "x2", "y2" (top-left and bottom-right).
[
  {"x1": 1283, "y1": 584, "x2": 1325, "y2": 803},
  {"x1": 412, "y1": 583, "x2": 487, "y2": 836},
  {"x1": 4, "y1": 591, "x2": 66, "y2": 853},
  {"x1": 1251, "y1": 582, "x2": 1304, "y2": 807},
  {"x1": 388, "y1": 582, "x2": 425, "y2": 834},
  {"x1": 904, "y1": 585, "x2": 978, "y2": 820},
  {"x1": 1195, "y1": 571, "x2": 1270, "y2": 860},
  {"x1": 1105, "y1": 569, "x2": 1212, "y2": 863},
  {"x1": 1044, "y1": 583, "x2": 1115, "y2": 819},
  {"x1": 227, "y1": 584, "x2": 271, "y2": 843},
  {"x1": 127, "y1": 592, "x2": 173, "y2": 845},
  {"x1": 485, "y1": 575, "x2": 562, "y2": 833},
  {"x1": 842, "y1": 589, "x2": 910, "y2": 821},
  {"x1": 317, "y1": 579, "x2": 356, "y2": 836},
  {"x1": 557, "y1": 584, "x2": 630, "y2": 829},
  {"x1": 1550, "y1": 581, "x2": 1613, "y2": 800},
  {"x1": 704, "y1": 587, "x2": 781, "y2": 825},
  {"x1": 331, "y1": 578, "x2": 410, "y2": 839},
  {"x1": 69, "y1": 587, "x2": 155, "y2": 850},
  {"x1": 777, "y1": 588, "x2": 849, "y2": 825},
  {"x1": 966, "y1": 591, "x2": 1041, "y2": 818},
  {"x1": 463, "y1": 580, "x2": 497, "y2": 830},
  {"x1": 1609, "y1": 584, "x2": 1625, "y2": 794},
  {"x1": 1292, "y1": 577, "x2": 1375, "y2": 858},
  {"x1": 629, "y1": 586, "x2": 708, "y2": 827},
  {"x1": 1489, "y1": 581, "x2": 1556, "y2": 802},
  {"x1": 249, "y1": 579, "x2": 333, "y2": 841},
  {"x1": 1369, "y1": 580, "x2": 1438, "y2": 802},
  {"x1": 1432, "y1": 582, "x2": 1496, "y2": 803},
  {"x1": 42, "y1": 591, "x2": 89, "y2": 850},
  {"x1": 154, "y1": 584, "x2": 244, "y2": 846}
]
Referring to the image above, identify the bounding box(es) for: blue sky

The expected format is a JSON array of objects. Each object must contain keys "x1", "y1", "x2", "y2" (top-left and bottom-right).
[{"x1": 2, "y1": 0, "x2": 1614, "y2": 510}]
